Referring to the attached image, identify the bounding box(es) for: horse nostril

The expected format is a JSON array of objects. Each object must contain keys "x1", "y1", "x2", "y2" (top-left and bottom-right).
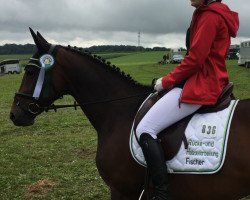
[{"x1": 10, "y1": 112, "x2": 16, "y2": 121}]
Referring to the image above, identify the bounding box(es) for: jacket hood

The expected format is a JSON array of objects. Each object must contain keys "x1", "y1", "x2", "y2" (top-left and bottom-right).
[{"x1": 199, "y1": 2, "x2": 239, "y2": 38}]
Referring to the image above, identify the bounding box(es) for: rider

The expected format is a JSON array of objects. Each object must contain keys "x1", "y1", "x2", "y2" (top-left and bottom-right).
[{"x1": 136, "y1": 0, "x2": 239, "y2": 199}]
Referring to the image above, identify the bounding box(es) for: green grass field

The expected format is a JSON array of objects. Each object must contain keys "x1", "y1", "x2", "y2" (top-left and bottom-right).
[{"x1": 0, "y1": 52, "x2": 250, "y2": 199}]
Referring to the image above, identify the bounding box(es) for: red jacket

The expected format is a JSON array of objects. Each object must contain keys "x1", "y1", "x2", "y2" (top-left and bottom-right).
[{"x1": 162, "y1": 2, "x2": 239, "y2": 105}]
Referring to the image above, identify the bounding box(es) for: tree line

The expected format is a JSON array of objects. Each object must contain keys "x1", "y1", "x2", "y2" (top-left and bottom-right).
[
  {"x1": 0, "y1": 44, "x2": 175, "y2": 54},
  {"x1": 0, "y1": 44, "x2": 37, "y2": 54}
]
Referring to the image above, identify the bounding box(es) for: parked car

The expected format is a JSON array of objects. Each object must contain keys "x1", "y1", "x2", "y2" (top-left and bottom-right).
[
  {"x1": 227, "y1": 52, "x2": 239, "y2": 60},
  {"x1": 171, "y1": 54, "x2": 184, "y2": 64},
  {"x1": 227, "y1": 45, "x2": 240, "y2": 60}
]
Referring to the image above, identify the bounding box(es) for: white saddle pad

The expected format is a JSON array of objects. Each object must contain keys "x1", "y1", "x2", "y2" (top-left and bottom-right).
[{"x1": 130, "y1": 99, "x2": 239, "y2": 174}]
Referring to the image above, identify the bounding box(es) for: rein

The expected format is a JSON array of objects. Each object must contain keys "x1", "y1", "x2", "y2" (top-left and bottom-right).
[
  {"x1": 43, "y1": 92, "x2": 152, "y2": 112},
  {"x1": 15, "y1": 91, "x2": 152, "y2": 115}
]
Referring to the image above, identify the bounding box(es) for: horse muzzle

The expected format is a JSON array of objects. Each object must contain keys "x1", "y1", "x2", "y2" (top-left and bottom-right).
[{"x1": 10, "y1": 102, "x2": 35, "y2": 126}]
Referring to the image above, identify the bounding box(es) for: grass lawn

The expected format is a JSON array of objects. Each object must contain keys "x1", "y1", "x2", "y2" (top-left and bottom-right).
[{"x1": 0, "y1": 52, "x2": 250, "y2": 199}]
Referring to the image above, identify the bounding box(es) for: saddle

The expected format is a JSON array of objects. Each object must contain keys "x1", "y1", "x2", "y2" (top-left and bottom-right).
[{"x1": 134, "y1": 83, "x2": 234, "y2": 161}]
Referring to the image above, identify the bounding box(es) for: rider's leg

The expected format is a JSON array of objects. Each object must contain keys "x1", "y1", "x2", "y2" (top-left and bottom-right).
[
  {"x1": 136, "y1": 87, "x2": 202, "y2": 140},
  {"x1": 139, "y1": 133, "x2": 171, "y2": 200},
  {"x1": 136, "y1": 88, "x2": 201, "y2": 200}
]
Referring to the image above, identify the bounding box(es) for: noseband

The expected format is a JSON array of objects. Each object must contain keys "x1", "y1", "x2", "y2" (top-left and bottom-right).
[{"x1": 15, "y1": 92, "x2": 42, "y2": 116}]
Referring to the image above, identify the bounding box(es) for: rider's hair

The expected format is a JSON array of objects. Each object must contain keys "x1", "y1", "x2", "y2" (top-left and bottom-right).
[{"x1": 205, "y1": 0, "x2": 222, "y2": 5}]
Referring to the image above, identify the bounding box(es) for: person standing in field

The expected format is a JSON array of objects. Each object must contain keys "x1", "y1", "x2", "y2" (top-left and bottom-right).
[{"x1": 136, "y1": 0, "x2": 239, "y2": 199}]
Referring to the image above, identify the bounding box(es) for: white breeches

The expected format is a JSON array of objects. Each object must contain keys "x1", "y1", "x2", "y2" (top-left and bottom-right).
[{"x1": 136, "y1": 88, "x2": 202, "y2": 139}]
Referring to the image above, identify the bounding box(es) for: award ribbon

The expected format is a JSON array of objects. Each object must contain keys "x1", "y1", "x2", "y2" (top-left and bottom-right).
[{"x1": 33, "y1": 54, "x2": 54, "y2": 99}]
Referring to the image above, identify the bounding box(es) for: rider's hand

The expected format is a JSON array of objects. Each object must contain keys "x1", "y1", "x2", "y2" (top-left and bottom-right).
[{"x1": 154, "y1": 77, "x2": 164, "y2": 92}]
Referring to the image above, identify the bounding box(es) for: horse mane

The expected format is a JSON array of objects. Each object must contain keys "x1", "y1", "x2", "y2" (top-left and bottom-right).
[{"x1": 63, "y1": 45, "x2": 152, "y2": 90}]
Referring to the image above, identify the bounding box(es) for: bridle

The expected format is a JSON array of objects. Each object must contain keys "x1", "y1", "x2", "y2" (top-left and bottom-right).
[
  {"x1": 14, "y1": 45, "x2": 153, "y2": 116},
  {"x1": 14, "y1": 45, "x2": 58, "y2": 116}
]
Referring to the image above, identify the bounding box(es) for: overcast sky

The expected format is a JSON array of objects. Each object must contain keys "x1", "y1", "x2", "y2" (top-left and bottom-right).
[{"x1": 0, "y1": 0, "x2": 249, "y2": 48}]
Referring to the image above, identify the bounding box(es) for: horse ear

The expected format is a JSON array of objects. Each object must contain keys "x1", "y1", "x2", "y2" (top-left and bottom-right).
[
  {"x1": 37, "y1": 31, "x2": 48, "y2": 43},
  {"x1": 29, "y1": 27, "x2": 50, "y2": 53}
]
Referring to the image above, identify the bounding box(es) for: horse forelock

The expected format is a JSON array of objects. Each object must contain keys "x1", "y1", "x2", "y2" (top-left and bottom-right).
[{"x1": 61, "y1": 45, "x2": 152, "y2": 90}]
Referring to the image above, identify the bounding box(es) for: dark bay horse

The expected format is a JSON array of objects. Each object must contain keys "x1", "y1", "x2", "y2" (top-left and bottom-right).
[{"x1": 10, "y1": 29, "x2": 250, "y2": 200}]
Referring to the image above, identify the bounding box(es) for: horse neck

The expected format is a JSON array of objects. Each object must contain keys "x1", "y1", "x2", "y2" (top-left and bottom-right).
[{"x1": 58, "y1": 48, "x2": 151, "y2": 132}]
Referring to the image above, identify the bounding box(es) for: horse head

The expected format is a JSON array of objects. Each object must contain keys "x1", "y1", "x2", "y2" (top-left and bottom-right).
[
  {"x1": 10, "y1": 28, "x2": 67, "y2": 126},
  {"x1": 10, "y1": 28, "x2": 151, "y2": 129}
]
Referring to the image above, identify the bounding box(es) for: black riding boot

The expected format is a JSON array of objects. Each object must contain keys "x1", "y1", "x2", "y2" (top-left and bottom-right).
[{"x1": 139, "y1": 133, "x2": 172, "y2": 200}]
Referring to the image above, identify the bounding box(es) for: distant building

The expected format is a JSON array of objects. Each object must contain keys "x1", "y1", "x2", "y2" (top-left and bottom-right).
[{"x1": 230, "y1": 44, "x2": 240, "y2": 50}]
